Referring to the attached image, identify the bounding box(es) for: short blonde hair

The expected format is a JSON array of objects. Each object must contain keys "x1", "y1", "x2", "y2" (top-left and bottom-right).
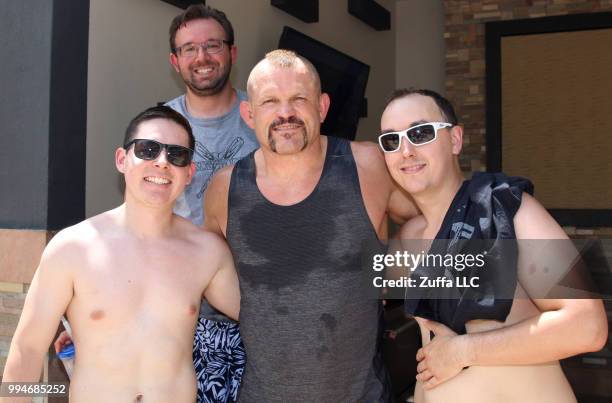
[{"x1": 247, "y1": 49, "x2": 322, "y2": 97}]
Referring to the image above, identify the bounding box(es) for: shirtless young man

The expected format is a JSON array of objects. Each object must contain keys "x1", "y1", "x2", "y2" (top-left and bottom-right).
[
  {"x1": 379, "y1": 88, "x2": 608, "y2": 403},
  {"x1": 2, "y1": 106, "x2": 239, "y2": 403}
]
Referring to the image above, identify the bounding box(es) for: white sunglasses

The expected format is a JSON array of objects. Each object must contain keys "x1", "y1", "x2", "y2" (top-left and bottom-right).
[{"x1": 378, "y1": 122, "x2": 453, "y2": 153}]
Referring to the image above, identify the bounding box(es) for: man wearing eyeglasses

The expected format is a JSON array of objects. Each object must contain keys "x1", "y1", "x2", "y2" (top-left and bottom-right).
[
  {"x1": 3, "y1": 106, "x2": 240, "y2": 403},
  {"x1": 378, "y1": 89, "x2": 608, "y2": 403},
  {"x1": 167, "y1": 5, "x2": 259, "y2": 228},
  {"x1": 164, "y1": 6, "x2": 257, "y2": 403}
]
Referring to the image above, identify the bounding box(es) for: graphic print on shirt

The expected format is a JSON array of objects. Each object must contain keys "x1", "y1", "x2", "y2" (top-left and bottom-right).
[
  {"x1": 449, "y1": 221, "x2": 475, "y2": 247},
  {"x1": 194, "y1": 137, "x2": 245, "y2": 199}
]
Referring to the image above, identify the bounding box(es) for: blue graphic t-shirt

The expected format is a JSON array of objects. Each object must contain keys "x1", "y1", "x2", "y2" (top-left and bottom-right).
[{"x1": 166, "y1": 90, "x2": 259, "y2": 226}]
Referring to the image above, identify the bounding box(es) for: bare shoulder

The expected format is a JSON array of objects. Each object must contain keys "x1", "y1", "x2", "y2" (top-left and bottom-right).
[
  {"x1": 40, "y1": 211, "x2": 118, "y2": 273},
  {"x1": 175, "y1": 216, "x2": 231, "y2": 256},
  {"x1": 351, "y1": 140, "x2": 388, "y2": 173},
  {"x1": 514, "y1": 193, "x2": 567, "y2": 239},
  {"x1": 48, "y1": 211, "x2": 113, "y2": 250},
  {"x1": 350, "y1": 140, "x2": 393, "y2": 195},
  {"x1": 182, "y1": 221, "x2": 229, "y2": 249}
]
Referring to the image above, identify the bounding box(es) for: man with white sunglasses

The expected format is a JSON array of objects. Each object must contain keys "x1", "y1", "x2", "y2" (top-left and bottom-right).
[
  {"x1": 379, "y1": 88, "x2": 607, "y2": 403},
  {"x1": 3, "y1": 106, "x2": 239, "y2": 403}
]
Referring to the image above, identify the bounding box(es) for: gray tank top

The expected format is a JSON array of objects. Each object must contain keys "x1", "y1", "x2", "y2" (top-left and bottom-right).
[{"x1": 227, "y1": 136, "x2": 391, "y2": 402}]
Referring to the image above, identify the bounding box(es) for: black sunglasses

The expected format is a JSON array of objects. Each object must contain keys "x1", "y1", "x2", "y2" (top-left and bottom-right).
[
  {"x1": 124, "y1": 139, "x2": 194, "y2": 167},
  {"x1": 378, "y1": 122, "x2": 453, "y2": 153}
]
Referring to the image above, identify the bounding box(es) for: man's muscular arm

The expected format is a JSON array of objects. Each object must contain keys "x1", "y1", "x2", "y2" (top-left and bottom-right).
[
  {"x1": 203, "y1": 165, "x2": 233, "y2": 237},
  {"x1": 362, "y1": 142, "x2": 419, "y2": 224},
  {"x1": 387, "y1": 180, "x2": 419, "y2": 225},
  {"x1": 415, "y1": 193, "x2": 608, "y2": 389},
  {"x1": 351, "y1": 141, "x2": 419, "y2": 231},
  {"x1": 2, "y1": 231, "x2": 75, "y2": 389}
]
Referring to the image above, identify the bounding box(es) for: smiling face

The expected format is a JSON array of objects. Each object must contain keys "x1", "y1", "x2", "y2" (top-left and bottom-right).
[
  {"x1": 241, "y1": 60, "x2": 330, "y2": 155},
  {"x1": 380, "y1": 94, "x2": 462, "y2": 196},
  {"x1": 170, "y1": 18, "x2": 235, "y2": 97},
  {"x1": 116, "y1": 118, "x2": 195, "y2": 208}
]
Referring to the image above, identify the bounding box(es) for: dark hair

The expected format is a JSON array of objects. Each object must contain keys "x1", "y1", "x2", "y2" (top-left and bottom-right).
[
  {"x1": 169, "y1": 5, "x2": 235, "y2": 53},
  {"x1": 123, "y1": 106, "x2": 195, "y2": 150},
  {"x1": 386, "y1": 88, "x2": 458, "y2": 125}
]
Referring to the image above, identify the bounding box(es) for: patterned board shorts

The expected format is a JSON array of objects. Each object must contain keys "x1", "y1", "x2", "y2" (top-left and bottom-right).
[{"x1": 193, "y1": 317, "x2": 246, "y2": 403}]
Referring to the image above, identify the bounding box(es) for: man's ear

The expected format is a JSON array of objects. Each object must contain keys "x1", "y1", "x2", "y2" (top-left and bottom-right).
[
  {"x1": 319, "y1": 93, "x2": 331, "y2": 123},
  {"x1": 115, "y1": 147, "x2": 127, "y2": 173},
  {"x1": 239, "y1": 100, "x2": 255, "y2": 129},
  {"x1": 187, "y1": 161, "x2": 196, "y2": 185},
  {"x1": 450, "y1": 125, "x2": 463, "y2": 155},
  {"x1": 169, "y1": 52, "x2": 180, "y2": 73},
  {"x1": 230, "y1": 45, "x2": 237, "y2": 65}
]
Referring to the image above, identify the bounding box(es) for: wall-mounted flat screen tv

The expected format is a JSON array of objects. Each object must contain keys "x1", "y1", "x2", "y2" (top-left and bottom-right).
[{"x1": 278, "y1": 26, "x2": 370, "y2": 140}]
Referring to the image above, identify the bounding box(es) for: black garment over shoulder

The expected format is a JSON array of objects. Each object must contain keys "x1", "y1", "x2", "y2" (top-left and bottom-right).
[
  {"x1": 227, "y1": 136, "x2": 392, "y2": 403},
  {"x1": 404, "y1": 172, "x2": 534, "y2": 334}
]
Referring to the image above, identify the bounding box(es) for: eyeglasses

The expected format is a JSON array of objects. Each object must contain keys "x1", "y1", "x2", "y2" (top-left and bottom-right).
[
  {"x1": 173, "y1": 39, "x2": 231, "y2": 58},
  {"x1": 124, "y1": 139, "x2": 194, "y2": 167},
  {"x1": 378, "y1": 122, "x2": 453, "y2": 153}
]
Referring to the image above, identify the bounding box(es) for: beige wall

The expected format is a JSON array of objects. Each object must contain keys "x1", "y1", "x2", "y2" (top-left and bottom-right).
[
  {"x1": 86, "y1": 0, "x2": 183, "y2": 217},
  {"x1": 86, "y1": 0, "x2": 397, "y2": 216},
  {"x1": 206, "y1": 0, "x2": 395, "y2": 141},
  {"x1": 395, "y1": 0, "x2": 445, "y2": 94}
]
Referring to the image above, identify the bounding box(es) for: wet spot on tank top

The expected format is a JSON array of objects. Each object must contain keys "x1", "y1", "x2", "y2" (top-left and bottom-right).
[
  {"x1": 189, "y1": 304, "x2": 198, "y2": 315},
  {"x1": 320, "y1": 313, "x2": 337, "y2": 332},
  {"x1": 275, "y1": 306, "x2": 289, "y2": 315},
  {"x1": 90, "y1": 310, "x2": 105, "y2": 320},
  {"x1": 316, "y1": 345, "x2": 329, "y2": 360},
  {"x1": 237, "y1": 200, "x2": 341, "y2": 289},
  {"x1": 135, "y1": 394, "x2": 143, "y2": 402}
]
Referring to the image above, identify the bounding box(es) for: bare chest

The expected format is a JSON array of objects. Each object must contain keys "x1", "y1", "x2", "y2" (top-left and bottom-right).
[{"x1": 68, "y1": 247, "x2": 209, "y2": 327}]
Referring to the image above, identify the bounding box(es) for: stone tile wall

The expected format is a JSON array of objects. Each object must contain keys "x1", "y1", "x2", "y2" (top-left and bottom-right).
[{"x1": 444, "y1": 0, "x2": 612, "y2": 235}]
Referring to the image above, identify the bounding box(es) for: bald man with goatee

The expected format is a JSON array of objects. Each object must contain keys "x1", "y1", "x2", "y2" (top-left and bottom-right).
[{"x1": 204, "y1": 50, "x2": 418, "y2": 402}]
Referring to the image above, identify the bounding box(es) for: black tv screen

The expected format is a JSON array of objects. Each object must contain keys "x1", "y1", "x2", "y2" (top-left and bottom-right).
[{"x1": 278, "y1": 26, "x2": 370, "y2": 141}]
